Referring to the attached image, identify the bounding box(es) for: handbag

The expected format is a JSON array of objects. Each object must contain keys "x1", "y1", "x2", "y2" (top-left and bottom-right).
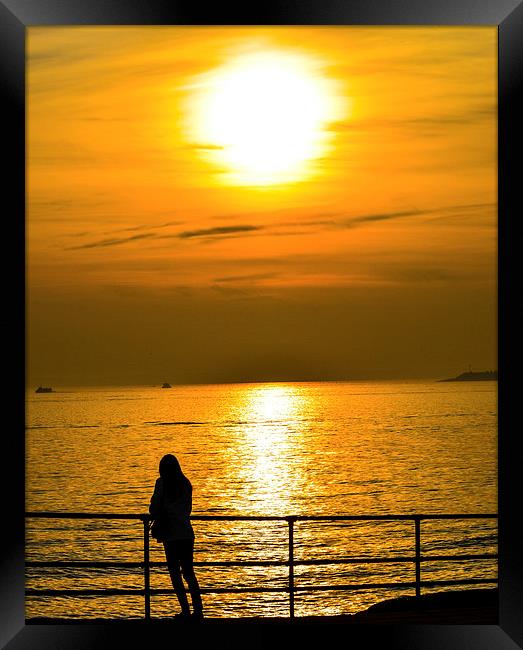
[{"x1": 150, "y1": 516, "x2": 168, "y2": 542}]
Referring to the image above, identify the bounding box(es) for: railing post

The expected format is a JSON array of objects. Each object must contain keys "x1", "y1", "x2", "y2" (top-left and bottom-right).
[
  {"x1": 414, "y1": 517, "x2": 421, "y2": 598},
  {"x1": 287, "y1": 516, "x2": 296, "y2": 619},
  {"x1": 142, "y1": 516, "x2": 151, "y2": 620}
]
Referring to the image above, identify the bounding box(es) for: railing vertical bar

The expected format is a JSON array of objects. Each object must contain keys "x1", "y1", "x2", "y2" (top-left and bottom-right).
[
  {"x1": 288, "y1": 517, "x2": 295, "y2": 618},
  {"x1": 415, "y1": 517, "x2": 421, "y2": 598},
  {"x1": 143, "y1": 517, "x2": 151, "y2": 620}
]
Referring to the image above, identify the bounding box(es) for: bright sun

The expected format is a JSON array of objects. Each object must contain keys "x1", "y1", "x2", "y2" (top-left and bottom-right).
[{"x1": 186, "y1": 50, "x2": 346, "y2": 186}]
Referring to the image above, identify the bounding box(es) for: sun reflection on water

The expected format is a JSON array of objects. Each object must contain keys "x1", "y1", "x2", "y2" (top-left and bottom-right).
[{"x1": 233, "y1": 384, "x2": 307, "y2": 515}]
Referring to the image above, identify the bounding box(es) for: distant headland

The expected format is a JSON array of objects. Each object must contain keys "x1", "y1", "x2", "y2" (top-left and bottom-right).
[{"x1": 438, "y1": 370, "x2": 497, "y2": 382}]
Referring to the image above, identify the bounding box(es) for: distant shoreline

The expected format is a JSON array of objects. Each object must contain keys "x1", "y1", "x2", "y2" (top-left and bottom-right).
[
  {"x1": 28, "y1": 376, "x2": 498, "y2": 392},
  {"x1": 438, "y1": 370, "x2": 497, "y2": 382}
]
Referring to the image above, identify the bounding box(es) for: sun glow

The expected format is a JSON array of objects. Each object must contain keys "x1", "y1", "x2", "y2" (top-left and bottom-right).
[{"x1": 186, "y1": 50, "x2": 347, "y2": 186}]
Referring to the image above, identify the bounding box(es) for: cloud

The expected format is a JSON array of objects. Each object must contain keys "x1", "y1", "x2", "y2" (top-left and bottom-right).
[
  {"x1": 187, "y1": 144, "x2": 225, "y2": 151},
  {"x1": 328, "y1": 103, "x2": 495, "y2": 135},
  {"x1": 335, "y1": 202, "x2": 495, "y2": 229},
  {"x1": 386, "y1": 267, "x2": 457, "y2": 283},
  {"x1": 214, "y1": 272, "x2": 279, "y2": 283},
  {"x1": 63, "y1": 202, "x2": 495, "y2": 253},
  {"x1": 65, "y1": 233, "x2": 156, "y2": 250},
  {"x1": 101, "y1": 220, "x2": 183, "y2": 235},
  {"x1": 343, "y1": 209, "x2": 422, "y2": 226},
  {"x1": 177, "y1": 225, "x2": 263, "y2": 239},
  {"x1": 63, "y1": 223, "x2": 263, "y2": 251}
]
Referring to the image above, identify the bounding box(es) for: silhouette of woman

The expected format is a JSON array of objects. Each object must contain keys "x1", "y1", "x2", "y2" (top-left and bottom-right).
[{"x1": 149, "y1": 454, "x2": 203, "y2": 620}]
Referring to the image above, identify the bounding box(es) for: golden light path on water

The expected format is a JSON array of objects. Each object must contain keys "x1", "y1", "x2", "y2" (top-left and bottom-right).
[
  {"x1": 26, "y1": 380, "x2": 497, "y2": 619},
  {"x1": 234, "y1": 384, "x2": 306, "y2": 514}
]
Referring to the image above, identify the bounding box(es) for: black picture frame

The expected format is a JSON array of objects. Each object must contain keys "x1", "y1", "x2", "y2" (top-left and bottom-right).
[{"x1": 2, "y1": 0, "x2": 521, "y2": 648}]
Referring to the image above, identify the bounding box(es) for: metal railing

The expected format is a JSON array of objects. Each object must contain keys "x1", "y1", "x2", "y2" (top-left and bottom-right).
[{"x1": 25, "y1": 512, "x2": 498, "y2": 619}]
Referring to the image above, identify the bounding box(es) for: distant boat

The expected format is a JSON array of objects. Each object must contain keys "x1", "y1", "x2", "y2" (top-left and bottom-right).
[
  {"x1": 161, "y1": 383, "x2": 172, "y2": 388},
  {"x1": 438, "y1": 370, "x2": 497, "y2": 382},
  {"x1": 35, "y1": 386, "x2": 53, "y2": 393}
]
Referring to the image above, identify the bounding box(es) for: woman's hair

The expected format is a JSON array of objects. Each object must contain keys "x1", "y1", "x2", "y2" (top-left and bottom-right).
[{"x1": 159, "y1": 453, "x2": 191, "y2": 497}]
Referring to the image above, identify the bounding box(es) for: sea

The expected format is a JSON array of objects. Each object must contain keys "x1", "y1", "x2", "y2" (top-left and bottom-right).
[{"x1": 25, "y1": 380, "x2": 497, "y2": 619}]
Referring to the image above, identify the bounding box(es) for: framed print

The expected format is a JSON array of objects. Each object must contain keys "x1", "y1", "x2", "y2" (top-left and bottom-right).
[{"x1": 2, "y1": 0, "x2": 522, "y2": 648}]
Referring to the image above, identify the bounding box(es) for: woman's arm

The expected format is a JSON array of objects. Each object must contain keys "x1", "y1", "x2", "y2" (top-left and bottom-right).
[{"x1": 149, "y1": 478, "x2": 163, "y2": 516}]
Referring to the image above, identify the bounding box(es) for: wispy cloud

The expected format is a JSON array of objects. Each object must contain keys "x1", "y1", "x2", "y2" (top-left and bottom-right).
[
  {"x1": 65, "y1": 233, "x2": 156, "y2": 250},
  {"x1": 63, "y1": 223, "x2": 264, "y2": 251},
  {"x1": 187, "y1": 144, "x2": 225, "y2": 151},
  {"x1": 389, "y1": 267, "x2": 456, "y2": 283},
  {"x1": 177, "y1": 225, "x2": 263, "y2": 239},
  {"x1": 101, "y1": 220, "x2": 183, "y2": 236},
  {"x1": 340, "y1": 209, "x2": 422, "y2": 227},
  {"x1": 63, "y1": 202, "x2": 495, "y2": 253},
  {"x1": 328, "y1": 103, "x2": 495, "y2": 135},
  {"x1": 214, "y1": 272, "x2": 279, "y2": 283},
  {"x1": 334, "y1": 202, "x2": 495, "y2": 229}
]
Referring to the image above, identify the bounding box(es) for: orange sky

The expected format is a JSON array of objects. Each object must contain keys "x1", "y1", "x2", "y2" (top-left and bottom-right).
[{"x1": 27, "y1": 27, "x2": 497, "y2": 386}]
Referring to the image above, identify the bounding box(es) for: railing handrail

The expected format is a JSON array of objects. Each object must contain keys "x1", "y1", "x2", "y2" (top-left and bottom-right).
[
  {"x1": 25, "y1": 511, "x2": 498, "y2": 620},
  {"x1": 25, "y1": 511, "x2": 498, "y2": 520},
  {"x1": 26, "y1": 553, "x2": 498, "y2": 567}
]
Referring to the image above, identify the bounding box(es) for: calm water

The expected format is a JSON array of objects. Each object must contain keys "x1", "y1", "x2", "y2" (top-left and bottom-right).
[{"x1": 26, "y1": 380, "x2": 497, "y2": 619}]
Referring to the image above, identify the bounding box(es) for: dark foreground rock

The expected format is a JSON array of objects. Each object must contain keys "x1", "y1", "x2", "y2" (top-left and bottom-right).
[{"x1": 348, "y1": 587, "x2": 498, "y2": 624}]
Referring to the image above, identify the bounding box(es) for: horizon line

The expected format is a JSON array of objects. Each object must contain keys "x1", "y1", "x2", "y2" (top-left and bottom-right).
[{"x1": 27, "y1": 373, "x2": 498, "y2": 390}]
